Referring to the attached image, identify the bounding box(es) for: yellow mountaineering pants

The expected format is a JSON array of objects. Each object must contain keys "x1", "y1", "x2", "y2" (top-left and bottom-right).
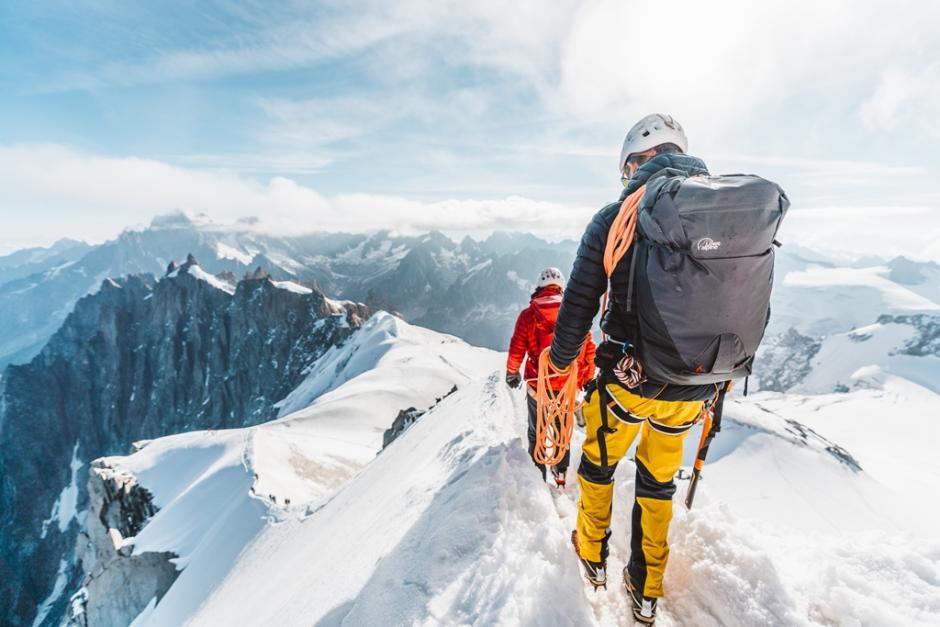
[{"x1": 576, "y1": 382, "x2": 703, "y2": 598}]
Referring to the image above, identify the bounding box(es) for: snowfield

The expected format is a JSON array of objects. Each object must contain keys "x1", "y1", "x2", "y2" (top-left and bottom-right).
[{"x1": 87, "y1": 315, "x2": 940, "y2": 626}]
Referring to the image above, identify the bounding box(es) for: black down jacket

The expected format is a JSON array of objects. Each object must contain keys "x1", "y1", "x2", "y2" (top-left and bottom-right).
[{"x1": 549, "y1": 152, "x2": 716, "y2": 402}]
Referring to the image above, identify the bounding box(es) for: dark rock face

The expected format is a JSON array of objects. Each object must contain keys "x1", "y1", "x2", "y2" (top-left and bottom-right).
[
  {"x1": 0, "y1": 258, "x2": 369, "y2": 626},
  {"x1": 66, "y1": 461, "x2": 178, "y2": 627},
  {"x1": 92, "y1": 461, "x2": 158, "y2": 541},
  {"x1": 382, "y1": 408, "x2": 425, "y2": 449},
  {"x1": 382, "y1": 385, "x2": 458, "y2": 449},
  {"x1": 878, "y1": 314, "x2": 940, "y2": 357},
  {"x1": 753, "y1": 328, "x2": 823, "y2": 392}
]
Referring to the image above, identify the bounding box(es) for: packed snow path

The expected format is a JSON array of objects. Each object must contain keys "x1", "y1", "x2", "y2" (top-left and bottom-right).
[{"x1": 125, "y1": 373, "x2": 937, "y2": 626}]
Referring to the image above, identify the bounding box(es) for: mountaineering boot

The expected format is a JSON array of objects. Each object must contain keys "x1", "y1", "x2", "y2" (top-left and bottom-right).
[
  {"x1": 624, "y1": 568, "x2": 657, "y2": 625},
  {"x1": 551, "y1": 465, "x2": 566, "y2": 488},
  {"x1": 571, "y1": 528, "x2": 611, "y2": 589}
]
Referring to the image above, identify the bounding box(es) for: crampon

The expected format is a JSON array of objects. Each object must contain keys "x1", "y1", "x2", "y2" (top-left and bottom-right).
[{"x1": 571, "y1": 530, "x2": 607, "y2": 590}]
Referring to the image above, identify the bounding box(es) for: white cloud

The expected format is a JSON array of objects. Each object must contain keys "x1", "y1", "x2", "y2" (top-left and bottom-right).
[
  {"x1": 7, "y1": 2, "x2": 940, "y2": 258},
  {"x1": 32, "y1": 2, "x2": 940, "y2": 159},
  {"x1": 860, "y1": 64, "x2": 940, "y2": 139},
  {"x1": 0, "y1": 143, "x2": 592, "y2": 248},
  {"x1": 2, "y1": 144, "x2": 938, "y2": 265},
  {"x1": 331, "y1": 193, "x2": 593, "y2": 241},
  {"x1": 779, "y1": 205, "x2": 940, "y2": 263},
  {"x1": 551, "y1": 0, "x2": 940, "y2": 148}
]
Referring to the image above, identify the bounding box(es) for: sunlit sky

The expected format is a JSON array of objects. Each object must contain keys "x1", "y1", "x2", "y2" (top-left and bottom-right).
[{"x1": 1, "y1": 1, "x2": 939, "y2": 260}]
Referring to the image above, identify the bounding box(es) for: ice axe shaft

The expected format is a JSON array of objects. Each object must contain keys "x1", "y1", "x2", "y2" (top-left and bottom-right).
[
  {"x1": 684, "y1": 414, "x2": 712, "y2": 510},
  {"x1": 684, "y1": 384, "x2": 728, "y2": 510}
]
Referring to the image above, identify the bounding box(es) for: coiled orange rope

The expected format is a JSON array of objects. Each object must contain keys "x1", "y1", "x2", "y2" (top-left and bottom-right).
[
  {"x1": 533, "y1": 185, "x2": 647, "y2": 464},
  {"x1": 533, "y1": 347, "x2": 578, "y2": 465}
]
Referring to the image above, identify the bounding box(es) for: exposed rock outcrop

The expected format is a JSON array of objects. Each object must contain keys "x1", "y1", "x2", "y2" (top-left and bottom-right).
[
  {"x1": 66, "y1": 461, "x2": 178, "y2": 627},
  {"x1": 753, "y1": 328, "x2": 822, "y2": 392},
  {"x1": 382, "y1": 385, "x2": 458, "y2": 449},
  {"x1": 0, "y1": 256, "x2": 370, "y2": 626},
  {"x1": 878, "y1": 313, "x2": 940, "y2": 357}
]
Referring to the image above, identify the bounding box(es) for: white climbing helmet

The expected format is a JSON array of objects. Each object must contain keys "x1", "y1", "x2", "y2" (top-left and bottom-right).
[
  {"x1": 619, "y1": 113, "x2": 688, "y2": 175},
  {"x1": 537, "y1": 267, "x2": 565, "y2": 289}
]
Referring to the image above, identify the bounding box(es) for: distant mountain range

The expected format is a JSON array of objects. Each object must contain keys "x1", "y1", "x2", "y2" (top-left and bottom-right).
[
  {"x1": 2, "y1": 211, "x2": 938, "y2": 386},
  {"x1": 0, "y1": 212, "x2": 576, "y2": 368}
]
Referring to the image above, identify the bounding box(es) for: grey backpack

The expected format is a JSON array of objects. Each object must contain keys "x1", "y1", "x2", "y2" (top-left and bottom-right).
[{"x1": 627, "y1": 173, "x2": 789, "y2": 385}]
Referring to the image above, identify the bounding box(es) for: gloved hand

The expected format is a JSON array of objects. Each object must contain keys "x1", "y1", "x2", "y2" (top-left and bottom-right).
[
  {"x1": 506, "y1": 371, "x2": 522, "y2": 389},
  {"x1": 594, "y1": 340, "x2": 626, "y2": 371}
]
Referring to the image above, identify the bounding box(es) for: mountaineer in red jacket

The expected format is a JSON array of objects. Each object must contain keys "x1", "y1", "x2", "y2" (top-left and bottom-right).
[{"x1": 506, "y1": 267, "x2": 597, "y2": 486}]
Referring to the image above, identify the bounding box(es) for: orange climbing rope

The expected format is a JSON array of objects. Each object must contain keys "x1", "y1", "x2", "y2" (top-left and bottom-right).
[
  {"x1": 600, "y1": 184, "x2": 645, "y2": 341},
  {"x1": 533, "y1": 347, "x2": 578, "y2": 465},
  {"x1": 533, "y1": 185, "x2": 647, "y2": 465}
]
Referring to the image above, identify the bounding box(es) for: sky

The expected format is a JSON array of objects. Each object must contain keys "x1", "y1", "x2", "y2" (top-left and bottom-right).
[{"x1": 1, "y1": 0, "x2": 939, "y2": 260}]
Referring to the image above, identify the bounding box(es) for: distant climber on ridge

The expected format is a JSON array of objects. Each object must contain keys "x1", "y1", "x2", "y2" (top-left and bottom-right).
[
  {"x1": 505, "y1": 268, "x2": 596, "y2": 487},
  {"x1": 546, "y1": 113, "x2": 788, "y2": 624}
]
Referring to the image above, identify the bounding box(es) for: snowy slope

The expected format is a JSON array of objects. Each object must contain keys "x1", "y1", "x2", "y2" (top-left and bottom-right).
[
  {"x1": 753, "y1": 381, "x2": 940, "y2": 526},
  {"x1": 756, "y1": 313, "x2": 940, "y2": 395},
  {"x1": 76, "y1": 313, "x2": 502, "y2": 624},
  {"x1": 84, "y1": 319, "x2": 940, "y2": 626},
  {"x1": 796, "y1": 317, "x2": 940, "y2": 395},
  {"x1": 769, "y1": 251, "x2": 940, "y2": 337}
]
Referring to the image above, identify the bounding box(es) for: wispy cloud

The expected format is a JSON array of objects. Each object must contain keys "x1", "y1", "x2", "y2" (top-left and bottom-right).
[
  {"x1": 3, "y1": 1, "x2": 940, "y2": 258},
  {"x1": 2, "y1": 143, "x2": 937, "y2": 265},
  {"x1": 860, "y1": 64, "x2": 940, "y2": 139},
  {"x1": 31, "y1": 6, "x2": 412, "y2": 93},
  {"x1": 0, "y1": 143, "x2": 593, "y2": 247}
]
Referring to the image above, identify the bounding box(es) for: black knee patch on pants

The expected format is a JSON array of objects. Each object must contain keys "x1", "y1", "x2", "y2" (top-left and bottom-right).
[
  {"x1": 578, "y1": 455, "x2": 617, "y2": 485},
  {"x1": 634, "y1": 458, "x2": 676, "y2": 500}
]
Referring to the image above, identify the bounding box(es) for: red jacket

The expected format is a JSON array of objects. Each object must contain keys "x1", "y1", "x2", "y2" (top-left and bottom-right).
[{"x1": 507, "y1": 285, "x2": 596, "y2": 390}]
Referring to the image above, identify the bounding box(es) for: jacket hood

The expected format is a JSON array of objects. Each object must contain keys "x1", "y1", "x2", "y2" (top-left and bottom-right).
[
  {"x1": 530, "y1": 284, "x2": 563, "y2": 302},
  {"x1": 621, "y1": 153, "x2": 709, "y2": 200}
]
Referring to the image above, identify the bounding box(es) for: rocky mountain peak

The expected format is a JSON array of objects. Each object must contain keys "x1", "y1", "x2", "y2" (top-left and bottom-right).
[{"x1": 244, "y1": 266, "x2": 270, "y2": 281}]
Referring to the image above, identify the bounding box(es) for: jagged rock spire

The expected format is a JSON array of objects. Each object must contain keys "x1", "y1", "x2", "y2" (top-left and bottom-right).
[{"x1": 244, "y1": 266, "x2": 269, "y2": 281}]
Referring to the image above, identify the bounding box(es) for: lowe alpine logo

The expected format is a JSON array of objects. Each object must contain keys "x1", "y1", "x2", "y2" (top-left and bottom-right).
[{"x1": 696, "y1": 237, "x2": 722, "y2": 252}]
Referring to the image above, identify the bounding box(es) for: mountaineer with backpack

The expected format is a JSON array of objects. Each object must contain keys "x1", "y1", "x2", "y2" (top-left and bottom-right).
[
  {"x1": 544, "y1": 114, "x2": 788, "y2": 624},
  {"x1": 506, "y1": 268, "x2": 596, "y2": 487}
]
